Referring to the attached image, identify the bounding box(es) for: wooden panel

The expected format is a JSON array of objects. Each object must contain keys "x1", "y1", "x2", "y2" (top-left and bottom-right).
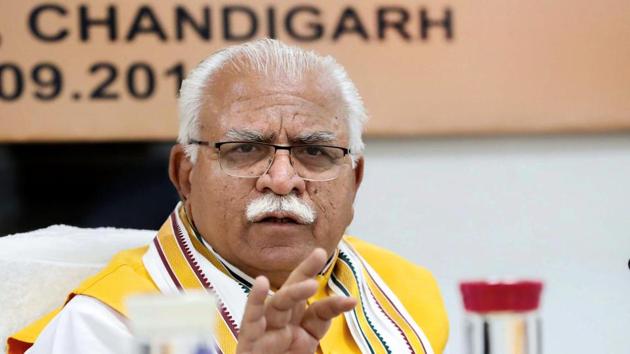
[{"x1": 1, "y1": 1, "x2": 629, "y2": 141}]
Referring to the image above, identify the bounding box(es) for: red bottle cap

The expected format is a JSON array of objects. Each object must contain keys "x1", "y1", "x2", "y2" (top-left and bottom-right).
[{"x1": 459, "y1": 280, "x2": 543, "y2": 313}]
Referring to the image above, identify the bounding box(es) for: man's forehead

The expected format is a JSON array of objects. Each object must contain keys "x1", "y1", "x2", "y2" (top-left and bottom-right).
[
  {"x1": 200, "y1": 66, "x2": 347, "y2": 141},
  {"x1": 205, "y1": 63, "x2": 340, "y2": 110}
]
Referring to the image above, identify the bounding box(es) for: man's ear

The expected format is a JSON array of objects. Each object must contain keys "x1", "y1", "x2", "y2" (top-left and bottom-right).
[
  {"x1": 353, "y1": 157, "x2": 365, "y2": 190},
  {"x1": 169, "y1": 144, "x2": 194, "y2": 201}
]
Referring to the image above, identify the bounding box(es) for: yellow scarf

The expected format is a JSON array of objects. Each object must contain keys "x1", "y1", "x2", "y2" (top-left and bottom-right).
[{"x1": 143, "y1": 204, "x2": 434, "y2": 354}]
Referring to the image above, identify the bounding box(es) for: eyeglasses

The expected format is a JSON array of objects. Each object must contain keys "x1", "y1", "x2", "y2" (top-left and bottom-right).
[{"x1": 189, "y1": 140, "x2": 351, "y2": 182}]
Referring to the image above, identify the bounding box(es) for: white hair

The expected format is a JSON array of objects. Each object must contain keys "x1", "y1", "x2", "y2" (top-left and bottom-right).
[{"x1": 177, "y1": 38, "x2": 367, "y2": 166}]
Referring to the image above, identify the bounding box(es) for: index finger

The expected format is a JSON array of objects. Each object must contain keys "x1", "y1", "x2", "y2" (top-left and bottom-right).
[{"x1": 283, "y1": 248, "x2": 328, "y2": 286}]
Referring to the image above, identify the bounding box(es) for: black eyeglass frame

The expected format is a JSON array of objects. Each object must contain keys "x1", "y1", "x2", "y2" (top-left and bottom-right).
[
  {"x1": 188, "y1": 139, "x2": 352, "y2": 180},
  {"x1": 188, "y1": 139, "x2": 351, "y2": 155}
]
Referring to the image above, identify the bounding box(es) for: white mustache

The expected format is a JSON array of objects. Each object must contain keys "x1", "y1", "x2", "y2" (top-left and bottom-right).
[{"x1": 246, "y1": 193, "x2": 316, "y2": 225}]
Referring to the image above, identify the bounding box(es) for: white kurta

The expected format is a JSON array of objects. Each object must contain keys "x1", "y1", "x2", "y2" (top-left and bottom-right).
[{"x1": 26, "y1": 295, "x2": 133, "y2": 354}]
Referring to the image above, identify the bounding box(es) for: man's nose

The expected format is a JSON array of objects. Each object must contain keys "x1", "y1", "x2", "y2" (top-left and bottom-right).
[{"x1": 255, "y1": 150, "x2": 306, "y2": 195}]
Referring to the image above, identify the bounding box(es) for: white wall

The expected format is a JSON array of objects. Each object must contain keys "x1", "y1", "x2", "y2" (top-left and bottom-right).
[{"x1": 349, "y1": 134, "x2": 630, "y2": 354}]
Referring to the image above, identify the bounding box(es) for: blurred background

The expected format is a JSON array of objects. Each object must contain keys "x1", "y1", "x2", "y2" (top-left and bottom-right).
[{"x1": 1, "y1": 1, "x2": 629, "y2": 353}]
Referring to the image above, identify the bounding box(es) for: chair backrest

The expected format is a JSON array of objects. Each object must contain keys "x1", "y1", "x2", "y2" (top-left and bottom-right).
[{"x1": 0, "y1": 225, "x2": 154, "y2": 347}]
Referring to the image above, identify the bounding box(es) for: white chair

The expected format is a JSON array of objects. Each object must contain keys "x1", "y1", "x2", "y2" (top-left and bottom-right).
[{"x1": 0, "y1": 225, "x2": 154, "y2": 349}]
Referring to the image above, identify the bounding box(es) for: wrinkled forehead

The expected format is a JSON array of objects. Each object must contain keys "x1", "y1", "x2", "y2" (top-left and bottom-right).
[{"x1": 198, "y1": 65, "x2": 348, "y2": 143}]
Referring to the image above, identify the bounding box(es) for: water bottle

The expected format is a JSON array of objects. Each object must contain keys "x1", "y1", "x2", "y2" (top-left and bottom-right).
[
  {"x1": 460, "y1": 280, "x2": 543, "y2": 354},
  {"x1": 126, "y1": 291, "x2": 217, "y2": 354}
]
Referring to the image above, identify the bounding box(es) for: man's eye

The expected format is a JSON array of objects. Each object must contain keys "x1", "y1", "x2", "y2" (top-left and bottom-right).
[
  {"x1": 305, "y1": 146, "x2": 324, "y2": 156},
  {"x1": 236, "y1": 144, "x2": 256, "y2": 153}
]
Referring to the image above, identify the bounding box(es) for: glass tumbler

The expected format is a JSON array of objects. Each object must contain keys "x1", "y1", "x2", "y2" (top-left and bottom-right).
[{"x1": 460, "y1": 280, "x2": 543, "y2": 354}]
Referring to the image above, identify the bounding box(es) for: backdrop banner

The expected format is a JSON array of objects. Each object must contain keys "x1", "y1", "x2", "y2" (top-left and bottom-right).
[{"x1": 1, "y1": 1, "x2": 629, "y2": 141}]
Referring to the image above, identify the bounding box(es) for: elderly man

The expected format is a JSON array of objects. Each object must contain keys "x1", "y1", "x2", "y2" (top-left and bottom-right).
[{"x1": 8, "y1": 39, "x2": 448, "y2": 354}]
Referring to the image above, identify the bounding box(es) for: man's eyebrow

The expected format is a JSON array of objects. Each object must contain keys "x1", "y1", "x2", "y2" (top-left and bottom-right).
[
  {"x1": 293, "y1": 131, "x2": 337, "y2": 145},
  {"x1": 224, "y1": 129, "x2": 273, "y2": 142}
]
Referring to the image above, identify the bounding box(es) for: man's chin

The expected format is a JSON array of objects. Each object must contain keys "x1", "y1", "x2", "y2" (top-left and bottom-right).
[
  {"x1": 242, "y1": 243, "x2": 314, "y2": 276},
  {"x1": 256, "y1": 244, "x2": 312, "y2": 266},
  {"x1": 239, "y1": 226, "x2": 318, "y2": 276}
]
